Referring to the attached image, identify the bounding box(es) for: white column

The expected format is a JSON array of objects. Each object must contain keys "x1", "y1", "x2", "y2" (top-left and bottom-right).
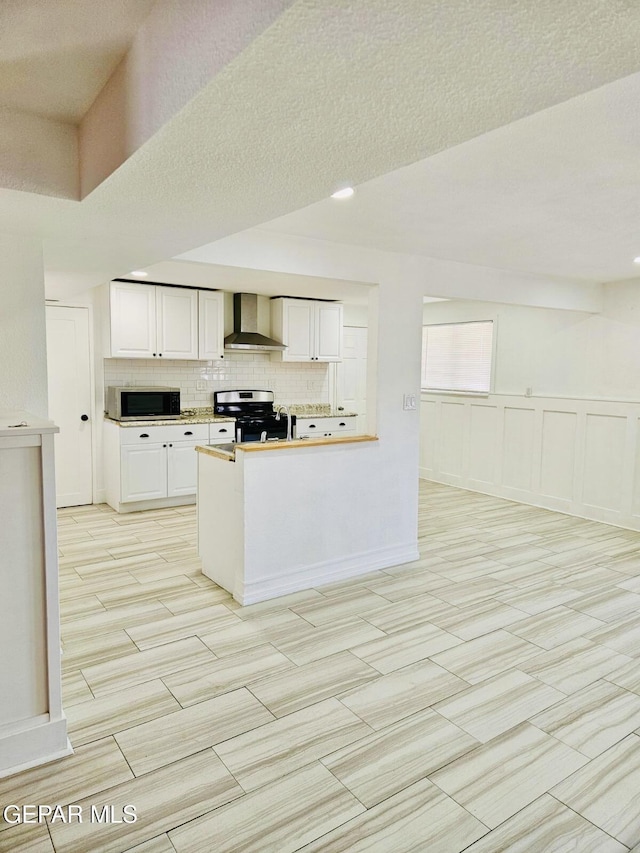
[
  {"x1": 366, "y1": 277, "x2": 423, "y2": 549},
  {"x1": 0, "y1": 234, "x2": 48, "y2": 416}
]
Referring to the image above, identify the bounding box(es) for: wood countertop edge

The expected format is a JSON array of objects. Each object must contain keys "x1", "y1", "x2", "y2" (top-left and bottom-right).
[
  {"x1": 196, "y1": 435, "x2": 377, "y2": 460},
  {"x1": 240, "y1": 435, "x2": 378, "y2": 452},
  {"x1": 196, "y1": 445, "x2": 236, "y2": 461}
]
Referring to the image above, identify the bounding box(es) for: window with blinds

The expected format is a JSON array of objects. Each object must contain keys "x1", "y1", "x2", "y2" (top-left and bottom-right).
[{"x1": 422, "y1": 320, "x2": 494, "y2": 393}]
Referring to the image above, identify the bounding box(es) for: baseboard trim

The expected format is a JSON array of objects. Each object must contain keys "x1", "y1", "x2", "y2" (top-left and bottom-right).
[
  {"x1": 236, "y1": 541, "x2": 420, "y2": 605},
  {"x1": 109, "y1": 494, "x2": 196, "y2": 514},
  {"x1": 0, "y1": 717, "x2": 71, "y2": 779}
]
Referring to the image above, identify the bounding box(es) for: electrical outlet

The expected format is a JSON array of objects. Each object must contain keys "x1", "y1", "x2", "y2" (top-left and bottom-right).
[
  {"x1": 403, "y1": 394, "x2": 417, "y2": 411},
  {"x1": 196, "y1": 380, "x2": 207, "y2": 391}
]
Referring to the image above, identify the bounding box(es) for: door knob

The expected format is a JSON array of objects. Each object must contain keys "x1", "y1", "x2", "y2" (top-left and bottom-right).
[{"x1": 80, "y1": 414, "x2": 89, "y2": 421}]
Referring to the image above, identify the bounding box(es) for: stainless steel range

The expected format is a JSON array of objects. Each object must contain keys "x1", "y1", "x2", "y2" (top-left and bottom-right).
[{"x1": 213, "y1": 390, "x2": 296, "y2": 443}]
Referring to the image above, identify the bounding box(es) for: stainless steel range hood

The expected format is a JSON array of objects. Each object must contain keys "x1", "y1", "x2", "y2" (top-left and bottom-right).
[{"x1": 224, "y1": 293, "x2": 286, "y2": 351}]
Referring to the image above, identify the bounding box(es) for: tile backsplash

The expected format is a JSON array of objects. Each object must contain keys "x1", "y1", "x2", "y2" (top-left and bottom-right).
[{"x1": 104, "y1": 353, "x2": 330, "y2": 408}]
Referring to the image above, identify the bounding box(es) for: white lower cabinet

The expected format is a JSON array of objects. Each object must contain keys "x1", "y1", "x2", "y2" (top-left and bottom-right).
[
  {"x1": 121, "y1": 439, "x2": 199, "y2": 502},
  {"x1": 121, "y1": 443, "x2": 168, "y2": 502},
  {"x1": 296, "y1": 416, "x2": 357, "y2": 438},
  {"x1": 105, "y1": 421, "x2": 232, "y2": 511},
  {"x1": 167, "y1": 440, "x2": 200, "y2": 497}
]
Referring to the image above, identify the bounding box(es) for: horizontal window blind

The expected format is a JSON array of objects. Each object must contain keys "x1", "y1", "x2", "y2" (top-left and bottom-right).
[{"x1": 422, "y1": 320, "x2": 494, "y2": 392}]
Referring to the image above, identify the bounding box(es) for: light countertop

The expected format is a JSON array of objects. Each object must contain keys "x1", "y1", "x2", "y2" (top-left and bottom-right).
[
  {"x1": 105, "y1": 414, "x2": 235, "y2": 427},
  {"x1": 0, "y1": 411, "x2": 59, "y2": 437},
  {"x1": 104, "y1": 405, "x2": 356, "y2": 428}
]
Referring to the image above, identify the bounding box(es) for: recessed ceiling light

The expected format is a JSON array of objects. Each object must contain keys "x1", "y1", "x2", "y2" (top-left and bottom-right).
[
  {"x1": 130, "y1": 270, "x2": 148, "y2": 277},
  {"x1": 331, "y1": 187, "x2": 355, "y2": 199},
  {"x1": 634, "y1": 258, "x2": 640, "y2": 265}
]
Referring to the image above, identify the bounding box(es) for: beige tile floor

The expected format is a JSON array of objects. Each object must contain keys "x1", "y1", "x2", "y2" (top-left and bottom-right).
[{"x1": 3, "y1": 481, "x2": 640, "y2": 851}]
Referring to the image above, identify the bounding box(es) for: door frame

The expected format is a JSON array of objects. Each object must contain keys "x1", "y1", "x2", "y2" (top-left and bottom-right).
[{"x1": 46, "y1": 301, "x2": 99, "y2": 505}]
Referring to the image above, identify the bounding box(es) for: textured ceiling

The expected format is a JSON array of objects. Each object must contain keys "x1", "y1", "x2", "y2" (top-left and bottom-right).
[
  {"x1": 259, "y1": 71, "x2": 640, "y2": 284},
  {"x1": 0, "y1": 0, "x2": 157, "y2": 122},
  {"x1": 2, "y1": 0, "x2": 640, "y2": 296}
]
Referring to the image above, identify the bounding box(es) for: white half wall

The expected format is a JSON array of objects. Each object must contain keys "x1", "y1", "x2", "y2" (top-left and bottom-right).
[
  {"x1": 420, "y1": 392, "x2": 640, "y2": 531},
  {"x1": 0, "y1": 234, "x2": 48, "y2": 416}
]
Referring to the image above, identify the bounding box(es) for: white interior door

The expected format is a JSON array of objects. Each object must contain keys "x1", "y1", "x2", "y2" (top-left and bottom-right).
[
  {"x1": 46, "y1": 305, "x2": 93, "y2": 507},
  {"x1": 336, "y1": 326, "x2": 368, "y2": 432}
]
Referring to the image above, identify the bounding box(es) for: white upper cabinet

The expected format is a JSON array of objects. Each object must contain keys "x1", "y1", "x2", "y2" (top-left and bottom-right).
[
  {"x1": 277, "y1": 299, "x2": 315, "y2": 361},
  {"x1": 109, "y1": 281, "x2": 157, "y2": 358},
  {"x1": 198, "y1": 290, "x2": 224, "y2": 360},
  {"x1": 271, "y1": 298, "x2": 343, "y2": 362},
  {"x1": 108, "y1": 282, "x2": 198, "y2": 360},
  {"x1": 315, "y1": 302, "x2": 343, "y2": 361},
  {"x1": 156, "y1": 286, "x2": 199, "y2": 360}
]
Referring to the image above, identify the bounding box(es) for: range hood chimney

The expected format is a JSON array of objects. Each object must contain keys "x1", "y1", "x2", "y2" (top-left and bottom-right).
[{"x1": 224, "y1": 293, "x2": 286, "y2": 351}]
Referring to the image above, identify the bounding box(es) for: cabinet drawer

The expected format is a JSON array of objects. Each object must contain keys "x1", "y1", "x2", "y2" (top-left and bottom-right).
[
  {"x1": 296, "y1": 416, "x2": 356, "y2": 436},
  {"x1": 209, "y1": 422, "x2": 235, "y2": 440},
  {"x1": 119, "y1": 424, "x2": 209, "y2": 445}
]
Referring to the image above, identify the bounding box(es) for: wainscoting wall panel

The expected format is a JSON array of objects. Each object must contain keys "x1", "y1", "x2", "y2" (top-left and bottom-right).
[
  {"x1": 582, "y1": 414, "x2": 626, "y2": 512},
  {"x1": 540, "y1": 411, "x2": 577, "y2": 501},
  {"x1": 502, "y1": 407, "x2": 535, "y2": 492},
  {"x1": 420, "y1": 394, "x2": 640, "y2": 531},
  {"x1": 468, "y1": 404, "x2": 498, "y2": 486},
  {"x1": 438, "y1": 402, "x2": 465, "y2": 480}
]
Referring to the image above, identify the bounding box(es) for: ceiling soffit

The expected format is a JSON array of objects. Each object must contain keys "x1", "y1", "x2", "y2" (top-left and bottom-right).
[{"x1": 2, "y1": 0, "x2": 640, "y2": 296}]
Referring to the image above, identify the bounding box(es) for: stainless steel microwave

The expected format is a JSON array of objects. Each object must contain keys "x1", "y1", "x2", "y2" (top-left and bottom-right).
[{"x1": 106, "y1": 387, "x2": 181, "y2": 420}]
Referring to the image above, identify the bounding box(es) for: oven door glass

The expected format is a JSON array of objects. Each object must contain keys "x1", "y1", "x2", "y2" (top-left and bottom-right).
[{"x1": 237, "y1": 420, "x2": 290, "y2": 442}]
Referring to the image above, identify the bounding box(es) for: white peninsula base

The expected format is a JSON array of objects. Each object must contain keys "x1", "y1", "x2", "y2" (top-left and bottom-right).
[{"x1": 196, "y1": 436, "x2": 419, "y2": 605}]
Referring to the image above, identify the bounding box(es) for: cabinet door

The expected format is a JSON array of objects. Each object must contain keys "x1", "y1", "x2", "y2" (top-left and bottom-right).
[
  {"x1": 156, "y1": 286, "x2": 199, "y2": 360},
  {"x1": 110, "y1": 282, "x2": 157, "y2": 358},
  {"x1": 315, "y1": 302, "x2": 343, "y2": 361},
  {"x1": 167, "y1": 440, "x2": 199, "y2": 497},
  {"x1": 280, "y1": 299, "x2": 315, "y2": 361},
  {"x1": 121, "y1": 444, "x2": 168, "y2": 502},
  {"x1": 198, "y1": 291, "x2": 224, "y2": 360}
]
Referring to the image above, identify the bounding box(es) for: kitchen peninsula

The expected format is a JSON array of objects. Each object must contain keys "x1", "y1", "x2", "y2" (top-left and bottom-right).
[{"x1": 196, "y1": 435, "x2": 382, "y2": 604}]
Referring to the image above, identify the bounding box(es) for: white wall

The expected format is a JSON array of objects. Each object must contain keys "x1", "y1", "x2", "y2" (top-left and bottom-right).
[
  {"x1": 423, "y1": 281, "x2": 640, "y2": 401},
  {"x1": 421, "y1": 281, "x2": 640, "y2": 528},
  {"x1": 343, "y1": 303, "x2": 368, "y2": 327},
  {"x1": 0, "y1": 234, "x2": 48, "y2": 416}
]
